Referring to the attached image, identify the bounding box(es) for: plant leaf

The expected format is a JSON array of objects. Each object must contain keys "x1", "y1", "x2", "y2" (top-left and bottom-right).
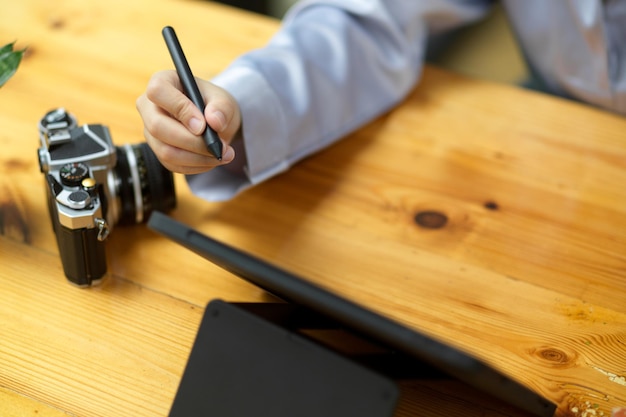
[
  {"x1": 0, "y1": 42, "x2": 25, "y2": 88},
  {"x1": 0, "y1": 41, "x2": 16, "y2": 55}
]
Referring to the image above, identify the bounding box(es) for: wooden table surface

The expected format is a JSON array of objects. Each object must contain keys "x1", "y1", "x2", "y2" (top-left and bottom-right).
[{"x1": 1, "y1": 1, "x2": 625, "y2": 416}]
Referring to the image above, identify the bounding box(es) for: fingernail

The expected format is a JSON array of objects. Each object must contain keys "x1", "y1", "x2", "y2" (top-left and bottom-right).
[
  {"x1": 211, "y1": 111, "x2": 227, "y2": 132},
  {"x1": 189, "y1": 117, "x2": 203, "y2": 134},
  {"x1": 222, "y1": 145, "x2": 235, "y2": 163}
]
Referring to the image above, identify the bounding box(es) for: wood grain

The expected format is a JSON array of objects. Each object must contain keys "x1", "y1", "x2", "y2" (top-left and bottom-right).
[
  {"x1": 1, "y1": 0, "x2": 625, "y2": 416},
  {"x1": 0, "y1": 387, "x2": 69, "y2": 417}
]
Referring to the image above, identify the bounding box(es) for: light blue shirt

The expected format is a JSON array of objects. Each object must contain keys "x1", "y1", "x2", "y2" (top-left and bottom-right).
[{"x1": 188, "y1": 0, "x2": 626, "y2": 201}]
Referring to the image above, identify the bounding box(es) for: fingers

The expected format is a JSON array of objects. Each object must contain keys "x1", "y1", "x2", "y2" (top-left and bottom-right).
[
  {"x1": 137, "y1": 91, "x2": 235, "y2": 174},
  {"x1": 136, "y1": 70, "x2": 241, "y2": 175},
  {"x1": 145, "y1": 70, "x2": 207, "y2": 136},
  {"x1": 143, "y1": 125, "x2": 235, "y2": 175}
]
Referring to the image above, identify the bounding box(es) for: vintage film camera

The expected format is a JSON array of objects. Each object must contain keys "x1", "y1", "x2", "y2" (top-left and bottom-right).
[{"x1": 38, "y1": 108, "x2": 176, "y2": 287}]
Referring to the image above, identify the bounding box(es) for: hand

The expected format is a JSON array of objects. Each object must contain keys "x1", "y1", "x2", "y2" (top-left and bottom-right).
[{"x1": 136, "y1": 70, "x2": 241, "y2": 175}]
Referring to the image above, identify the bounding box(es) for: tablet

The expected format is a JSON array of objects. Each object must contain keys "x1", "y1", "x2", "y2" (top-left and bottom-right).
[{"x1": 148, "y1": 211, "x2": 556, "y2": 417}]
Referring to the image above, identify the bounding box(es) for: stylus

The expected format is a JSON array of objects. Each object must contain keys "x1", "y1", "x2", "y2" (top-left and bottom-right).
[{"x1": 162, "y1": 26, "x2": 223, "y2": 161}]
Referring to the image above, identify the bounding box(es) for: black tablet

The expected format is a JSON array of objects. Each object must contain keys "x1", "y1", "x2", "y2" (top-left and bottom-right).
[{"x1": 148, "y1": 211, "x2": 556, "y2": 417}]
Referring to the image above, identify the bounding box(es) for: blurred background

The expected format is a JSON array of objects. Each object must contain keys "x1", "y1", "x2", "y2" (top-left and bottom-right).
[{"x1": 213, "y1": 0, "x2": 528, "y2": 85}]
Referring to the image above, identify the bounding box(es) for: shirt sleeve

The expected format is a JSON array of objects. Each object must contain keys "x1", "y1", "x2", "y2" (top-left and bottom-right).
[
  {"x1": 188, "y1": 0, "x2": 492, "y2": 202},
  {"x1": 502, "y1": 0, "x2": 626, "y2": 115}
]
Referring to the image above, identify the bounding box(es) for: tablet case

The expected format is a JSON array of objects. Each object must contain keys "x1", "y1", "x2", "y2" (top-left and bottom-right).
[
  {"x1": 148, "y1": 212, "x2": 557, "y2": 417},
  {"x1": 168, "y1": 300, "x2": 399, "y2": 417}
]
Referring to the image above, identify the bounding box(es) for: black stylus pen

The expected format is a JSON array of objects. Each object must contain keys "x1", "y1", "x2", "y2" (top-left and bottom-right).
[{"x1": 162, "y1": 26, "x2": 223, "y2": 160}]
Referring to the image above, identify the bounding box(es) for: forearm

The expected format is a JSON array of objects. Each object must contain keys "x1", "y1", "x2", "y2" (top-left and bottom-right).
[{"x1": 190, "y1": 0, "x2": 491, "y2": 201}]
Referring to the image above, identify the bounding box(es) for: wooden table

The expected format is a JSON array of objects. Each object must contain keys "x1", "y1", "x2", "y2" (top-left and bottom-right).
[{"x1": 1, "y1": 1, "x2": 625, "y2": 416}]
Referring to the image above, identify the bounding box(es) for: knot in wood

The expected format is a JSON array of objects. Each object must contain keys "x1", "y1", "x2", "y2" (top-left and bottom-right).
[
  {"x1": 530, "y1": 346, "x2": 577, "y2": 369},
  {"x1": 414, "y1": 211, "x2": 448, "y2": 229},
  {"x1": 48, "y1": 17, "x2": 66, "y2": 29},
  {"x1": 539, "y1": 348, "x2": 568, "y2": 363},
  {"x1": 484, "y1": 201, "x2": 499, "y2": 211}
]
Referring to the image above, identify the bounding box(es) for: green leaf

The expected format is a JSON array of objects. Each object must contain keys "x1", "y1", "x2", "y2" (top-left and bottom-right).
[
  {"x1": 0, "y1": 42, "x2": 26, "y2": 88},
  {"x1": 0, "y1": 41, "x2": 16, "y2": 55}
]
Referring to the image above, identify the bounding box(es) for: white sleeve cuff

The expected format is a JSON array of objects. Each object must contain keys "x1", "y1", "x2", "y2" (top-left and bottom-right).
[{"x1": 186, "y1": 65, "x2": 290, "y2": 201}]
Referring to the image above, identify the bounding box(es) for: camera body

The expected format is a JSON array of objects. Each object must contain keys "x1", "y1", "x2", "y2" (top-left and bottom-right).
[{"x1": 38, "y1": 108, "x2": 176, "y2": 286}]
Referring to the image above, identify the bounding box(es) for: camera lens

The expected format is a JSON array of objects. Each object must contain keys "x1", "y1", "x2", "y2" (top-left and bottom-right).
[{"x1": 115, "y1": 143, "x2": 176, "y2": 225}]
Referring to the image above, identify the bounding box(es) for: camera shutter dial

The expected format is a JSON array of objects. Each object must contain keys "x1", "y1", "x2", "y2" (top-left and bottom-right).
[{"x1": 60, "y1": 162, "x2": 90, "y2": 186}]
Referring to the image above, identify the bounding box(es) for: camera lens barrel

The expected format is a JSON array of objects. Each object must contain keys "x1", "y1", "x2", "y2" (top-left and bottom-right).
[{"x1": 115, "y1": 143, "x2": 176, "y2": 225}]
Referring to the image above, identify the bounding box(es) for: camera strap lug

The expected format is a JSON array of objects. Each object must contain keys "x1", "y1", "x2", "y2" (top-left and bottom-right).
[{"x1": 95, "y1": 218, "x2": 110, "y2": 241}]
